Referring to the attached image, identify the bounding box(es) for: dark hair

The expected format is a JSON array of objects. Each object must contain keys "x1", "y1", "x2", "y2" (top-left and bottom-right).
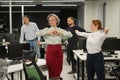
[
  {"x1": 67, "y1": 17, "x2": 75, "y2": 22},
  {"x1": 92, "y1": 20, "x2": 103, "y2": 30}
]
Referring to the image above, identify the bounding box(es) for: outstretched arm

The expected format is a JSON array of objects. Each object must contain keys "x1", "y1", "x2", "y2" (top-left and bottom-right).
[{"x1": 75, "y1": 30, "x2": 90, "y2": 38}]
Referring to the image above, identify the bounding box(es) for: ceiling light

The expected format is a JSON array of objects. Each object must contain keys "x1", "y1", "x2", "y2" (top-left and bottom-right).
[
  {"x1": 42, "y1": 0, "x2": 84, "y2": 3},
  {"x1": 1, "y1": 5, "x2": 36, "y2": 7},
  {"x1": 42, "y1": 4, "x2": 77, "y2": 6},
  {"x1": 0, "y1": 0, "x2": 33, "y2": 3}
]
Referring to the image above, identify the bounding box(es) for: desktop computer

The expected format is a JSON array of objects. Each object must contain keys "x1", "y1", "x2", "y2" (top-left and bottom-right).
[
  {"x1": 102, "y1": 38, "x2": 120, "y2": 54},
  {"x1": 78, "y1": 37, "x2": 120, "y2": 54}
]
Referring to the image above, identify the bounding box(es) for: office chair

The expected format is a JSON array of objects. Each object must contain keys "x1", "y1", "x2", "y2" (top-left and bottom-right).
[
  {"x1": 22, "y1": 50, "x2": 46, "y2": 80},
  {"x1": 109, "y1": 65, "x2": 120, "y2": 80}
]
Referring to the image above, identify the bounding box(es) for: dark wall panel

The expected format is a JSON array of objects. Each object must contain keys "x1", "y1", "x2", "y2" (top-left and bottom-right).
[
  {"x1": 25, "y1": 13, "x2": 60, "y2": 29},
  {"x1": 0, "y1": 6, "x2": 77, "y2": 33}
]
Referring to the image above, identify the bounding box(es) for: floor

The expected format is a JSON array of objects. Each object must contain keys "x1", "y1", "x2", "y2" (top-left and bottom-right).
[{"x1": 61, "y1": 55, "x2": 76, "y2": 80}]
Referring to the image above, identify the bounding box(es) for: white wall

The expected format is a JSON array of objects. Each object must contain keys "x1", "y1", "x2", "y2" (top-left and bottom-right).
[
  {"x1": 84, "y1": 0, "x2": 120, "y2": 37},
  {"x1": 105, "y1": 0, "x2": 120, "y2": 37},
  {"x1": 84, "y1": 1, "x2": 98, "y2": 31}
]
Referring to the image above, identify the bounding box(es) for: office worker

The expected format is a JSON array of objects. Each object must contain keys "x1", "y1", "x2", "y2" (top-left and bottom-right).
[
  {"x1": 20, "y1": 15, "x2": 41, "y2": 58},
  {"x1": 75, "y1": 20, "x2": 109, "y2": 80},
  {"x1": 36, "y1": 14, "x2": 72, "y2": 80},
  {"x1": 67, "y1": 17, "x2": 85, "y2": 74}
]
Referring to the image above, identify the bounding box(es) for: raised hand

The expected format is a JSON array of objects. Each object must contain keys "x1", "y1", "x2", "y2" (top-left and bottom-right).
[{"x1": 104, "y1": 28, "x2": 109, "y2": 34}]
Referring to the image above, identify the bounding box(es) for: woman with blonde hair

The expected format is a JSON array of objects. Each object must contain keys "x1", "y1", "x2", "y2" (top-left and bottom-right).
[{"x1": 36, "y1": 14, "x2": 72, "y2": 80}]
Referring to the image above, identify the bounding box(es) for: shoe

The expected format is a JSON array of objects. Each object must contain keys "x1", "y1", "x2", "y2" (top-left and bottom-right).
[
  {"x1": 60, "y1": 77, "x2": 63, "y2": 80},
  {"x1": 67, "y1": 70, "x2": 76, "y2": 74}
]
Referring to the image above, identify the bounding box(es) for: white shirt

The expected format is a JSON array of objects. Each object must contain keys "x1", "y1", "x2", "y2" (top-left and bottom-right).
[
  {"x1": 20, "y1": 22, "x2": 40, "y2": 43},
  {"x1": 36, "y1": 27, "x2": 72, "y2": 45},
  {"x1": 76, "y1": 30, "x2": 107, "y2": 54}
]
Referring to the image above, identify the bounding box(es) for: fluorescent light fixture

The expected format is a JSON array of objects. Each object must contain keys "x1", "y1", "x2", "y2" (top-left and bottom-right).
[
  {"x1": 0, "y1": 11, "x2": 60, "y2": 13},
  {"x1": 0, "y1": 1, "x2": 33, "y2": 2},
  {"x1": 42, "y1": 4, "x2": 77, "y2": 6},
  {"x1": 1, "y1": 5, "x2": 36, "y2": 7},
  {"x1": 42, "y1": 0, "x2": 84, "y2": 3}
]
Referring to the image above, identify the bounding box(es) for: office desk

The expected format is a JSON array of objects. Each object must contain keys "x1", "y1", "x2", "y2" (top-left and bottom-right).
[
  {"x1": 7, "y1": 59, "x2": 46, "y2": 80},
  {"x1": 73, "y1": 50, "x2": 120, "y2": 80}
]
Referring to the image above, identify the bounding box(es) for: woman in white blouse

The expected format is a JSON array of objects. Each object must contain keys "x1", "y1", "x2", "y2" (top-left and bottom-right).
[
  {"x1": 75, "y1": 20, "x2": 109, "y2": 80},
  {"x1": 36, "y1": 14, "x2": 72, "y2": 80}
]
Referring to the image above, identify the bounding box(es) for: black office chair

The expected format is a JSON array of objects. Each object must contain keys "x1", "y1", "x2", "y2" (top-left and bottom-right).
[
  {"x1": 109, "y1": 65, "x2": 120, "y2": 80},
  {"x1": 22, "y1": 50, "x2": 46, "y2": 80}
]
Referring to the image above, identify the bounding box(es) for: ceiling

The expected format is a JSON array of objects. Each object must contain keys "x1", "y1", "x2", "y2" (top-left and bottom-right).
[
  {"x1": 0, "y1": 0, "x2": 85, "y2": 6},
  {"x1": 85, "y1": 0, "x2": 97, "y2": 1}
]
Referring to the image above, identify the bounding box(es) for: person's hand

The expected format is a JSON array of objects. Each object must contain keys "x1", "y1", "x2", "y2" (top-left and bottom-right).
[
  {"x1": 53, "y1": 30, "x2": 63, "y2": 36},
  {"x1": 46, "y1": 31, "x2": 56, "y2": 36},
  {"x1": 46, "y1": 30, "x2": 63, "y2": 36},
  {"x1": 75, "y1": 30, "x2": 79, "y2": 33},
  {"x1": 104, "y1": 28, "x2": 109, "y2": 34},
  {"x1": 36, "y1": 41, "x2": 41, "y2": 46}
]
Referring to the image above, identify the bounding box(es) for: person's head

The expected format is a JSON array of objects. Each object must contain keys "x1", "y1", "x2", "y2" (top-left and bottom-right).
[
  {"x1": 90, "y1": 20, "x2": 103, "y2": 32},
  {"x1": 47, "y1": 13, "x2": 60, "y2": 27},
  {"x1": 67, "y1": 17, "x2": 75, "y2": 27},
  {"x1": 22, "y1": 15, "x2": 30, "y2": 25}
]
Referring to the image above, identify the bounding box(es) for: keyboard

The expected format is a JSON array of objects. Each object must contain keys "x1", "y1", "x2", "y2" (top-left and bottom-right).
[
  {"x1": 10, "y1": 60, "x2": 21, "y2": 65},
  {"x1": 103, "y1": 55, "x2": 113, "y2": 57}
]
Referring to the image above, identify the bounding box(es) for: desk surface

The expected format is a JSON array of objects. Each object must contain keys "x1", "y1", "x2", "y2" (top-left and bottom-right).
[
  {"x1": 73, "y1": 50, "x2": 120, "y2": 61},
  {"x1": 73, "y1": 50, "x2": 120, "y2": 80},
  {"x1": 7, "y1": 59, "x2": 46, "y2": 74}
]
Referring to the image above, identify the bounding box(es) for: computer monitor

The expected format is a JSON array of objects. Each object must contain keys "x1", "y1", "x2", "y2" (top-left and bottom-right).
[
  {"x1": 8, "y1": 43, "x2": 30, "y2": 60},
  {"x1": 78, "y1": 37, "x2": 87, "y2": 52},
  {"x1": 5, "y1": 33, "x2": 19, "y2": 43},
  {"x1": 101, "y1": 37, "x2": 120, "y2": 53},
  {"x1": 78, "y1": 37, "x2": 120, "y2": 53},
  {"x1": 0, "y1": 46, "x2": 7, "y2": 59}
]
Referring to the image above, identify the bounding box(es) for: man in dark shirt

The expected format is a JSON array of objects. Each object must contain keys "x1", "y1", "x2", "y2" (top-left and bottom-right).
[{"x1": 67, "y1": 17, "x2": 85, "y2": 74}]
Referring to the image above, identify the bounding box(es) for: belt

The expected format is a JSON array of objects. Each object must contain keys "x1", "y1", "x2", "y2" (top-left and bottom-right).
[{"x1": 28, "y1": 38, "x2": 37, "y2": 41}]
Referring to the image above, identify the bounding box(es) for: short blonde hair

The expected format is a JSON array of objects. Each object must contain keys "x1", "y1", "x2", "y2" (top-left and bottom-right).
[
  {"x1": 23, "y1": 15, "x2": 29, "y2": 19},
  {"x1": 47, "y1": 13, "x2": 60, "y2": 25}
]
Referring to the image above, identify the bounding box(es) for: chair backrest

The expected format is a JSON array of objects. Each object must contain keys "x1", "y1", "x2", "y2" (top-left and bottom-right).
[
  {"x1": 23, "y1": 62, "x2": 41, "y2": 80},
  {"x1": 22, "y1": 50, "x2": 46, "y2": 80}
]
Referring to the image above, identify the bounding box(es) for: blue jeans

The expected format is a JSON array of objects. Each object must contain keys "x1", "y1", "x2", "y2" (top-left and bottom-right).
[{"x1": 28, "y1": 39, "x2": 40, "y2": 58}]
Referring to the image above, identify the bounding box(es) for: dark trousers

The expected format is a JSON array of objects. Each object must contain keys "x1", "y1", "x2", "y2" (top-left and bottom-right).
[
  {"x1": 86, "y1": 52, "x2": 105, "y2": 80},
  {"x1": 40, "y1": 48, "x2": 45, "y2": 58},
  {"x1": 67, "y1": 46, "x2": 76, "y2": 71}
]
